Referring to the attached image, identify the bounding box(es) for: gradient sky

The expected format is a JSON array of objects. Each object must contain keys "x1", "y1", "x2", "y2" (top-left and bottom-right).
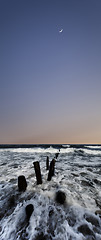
[{"x1": 0, "y1": 0, "x2": 101, "y2": 144}]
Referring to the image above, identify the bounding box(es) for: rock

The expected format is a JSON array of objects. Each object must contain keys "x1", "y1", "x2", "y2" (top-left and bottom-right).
[
  {"x1": 18, "y1": 175, "x2": 27, "y2": 191},
  {"x1": 25, "y1": 204, "x2": 34, "y2": 220},
  {"x1": 78, "y1": 224, "x2": 94, "y2": 236},
  {"x1": 55, "y1": 190, "x2": 66, "y2": 204}
]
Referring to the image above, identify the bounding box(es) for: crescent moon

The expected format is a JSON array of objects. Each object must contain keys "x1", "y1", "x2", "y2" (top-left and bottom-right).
[{"x1": 59, "y1": 29, "x2": 63, "y2": 33}]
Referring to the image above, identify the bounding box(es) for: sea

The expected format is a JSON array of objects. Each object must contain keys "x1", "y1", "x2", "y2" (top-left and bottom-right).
[{"x1": 0, "y1": 144, "x2": 101, "y2": 240}]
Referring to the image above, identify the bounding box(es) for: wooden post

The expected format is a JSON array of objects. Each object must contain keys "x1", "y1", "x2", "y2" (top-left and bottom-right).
[
  {"x1": 47, "y1": 158, "x2": 55, "y2": 181},
  {"x1": 33, "y1": 161, "x2": 42, "y2": 184},
  {"x1": 55, "y1": 150, "x2": 60, "y2": 159},
  {"x1": 46, "y1": 156, "x2": 49, "y2": 170},
  {"x1": 55, "y1": 190, "x2": 66, "y2": 204},
  {"x1": 55, "y1": 152, "x2": 59, "y2": 159},
  {"x1": 25, "y1": 204, "x2": 34, "y2": 221},
  {"x1": 18, "y1": 175, "x2": 27, "y2": 191}
]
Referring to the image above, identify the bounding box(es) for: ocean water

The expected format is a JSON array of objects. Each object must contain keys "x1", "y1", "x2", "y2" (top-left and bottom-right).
[{"x1": 0, "y1": 144, "x2": 101, "y2": 240}]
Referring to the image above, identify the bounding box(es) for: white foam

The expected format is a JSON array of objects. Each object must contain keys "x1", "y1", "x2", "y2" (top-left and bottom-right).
[
  {"x1": 0, "y1": 146, "x2": 101, "y2": 240},
  {"x1": 60, "y1": 148, "x2": 74, "y2": 154},
  {"x1": 0, "y1": 146, "x2": 58, "y2": 154},
  {"x1": 87, "y1": 145, "x2": 101, "y2": 149},
  {"x1": 83, "y1": 148, "x2": 101, "y2": 156}
]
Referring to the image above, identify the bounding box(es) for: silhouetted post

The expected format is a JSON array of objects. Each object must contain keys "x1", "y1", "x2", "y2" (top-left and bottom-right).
[
  {"x1": 25, "y1": 204, "x2": 34, "y2": 221},
  {"x1": 47, "y1": 158, "x2": 55, "y2": 181},
  {"x1": 55, "y1": 190, "x2": 66, "y2": 204},
  {"x1": 55, "y1": 152, "x2": 59, "y2": 159},
  {"x1": 18, "y1": 175, "x2": 27, "y2": 191},
  {"x1": 46, "y1": 156, "x2": 49, "y2": 170},
  {"x1": 33, "y1": 161, "x2": 42, "y2": 184}
]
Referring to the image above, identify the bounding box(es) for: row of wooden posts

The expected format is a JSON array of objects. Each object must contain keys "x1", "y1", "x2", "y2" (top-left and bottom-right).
[
  {"x1": 18, "y1": 152, "x2": 60, "y2": 191},
  {"x1": 17, "y1": 151, "x2": 68, "y2": 224},
  {"x1": 34, "y1": 157, "x2": 55, "y2": 184}
]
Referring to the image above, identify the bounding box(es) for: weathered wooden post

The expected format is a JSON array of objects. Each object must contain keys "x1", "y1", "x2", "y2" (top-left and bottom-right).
[
  {"x1": 55, "y1": 149, "x2": 60, "y2": 159},
  {"x1": 47, "y1": 158, "x2": 55, "y2": 181},
  {"x1": 46, "y1": 156, "x2": 49, "y2": 170},
  {"x1": 18, "y1": 175, "x2": 27, "y2": 191},
  {"x1": 55, "y1": 152, "x2": 59, "y2": 159},
  {"x1": 33, "y1": 161, "x2": 42, "y2": 184},
  {"x1": 55, "y1": 190, "x2": 66, "y2": 204},
  {"x1": 25, "y1": 204, "x2": 34, "y2": 221}
]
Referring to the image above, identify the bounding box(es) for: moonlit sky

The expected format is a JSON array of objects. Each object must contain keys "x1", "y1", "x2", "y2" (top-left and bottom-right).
[{"x1": 0, "y1": 0, "x2": 101, "y2": 144}]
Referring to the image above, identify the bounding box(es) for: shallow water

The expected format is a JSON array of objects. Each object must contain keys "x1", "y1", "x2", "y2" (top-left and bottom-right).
[{"x1": 0, "y1": 145, "x2": 101, "y2": 240}]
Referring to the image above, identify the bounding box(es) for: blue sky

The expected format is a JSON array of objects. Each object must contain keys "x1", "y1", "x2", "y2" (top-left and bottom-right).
[{"x1": 0, "y1": 0, "x2": 101, "y2": 144}]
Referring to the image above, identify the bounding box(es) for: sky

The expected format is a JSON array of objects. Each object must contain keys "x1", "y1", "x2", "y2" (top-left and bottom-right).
[{"x1": 0, "y1": 0, "x2": 101, "y2": 144}]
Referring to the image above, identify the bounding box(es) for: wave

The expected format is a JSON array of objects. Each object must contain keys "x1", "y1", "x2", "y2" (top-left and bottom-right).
[{"x1": 0, "y1": 146, "x2": 101, "y2": 240}]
